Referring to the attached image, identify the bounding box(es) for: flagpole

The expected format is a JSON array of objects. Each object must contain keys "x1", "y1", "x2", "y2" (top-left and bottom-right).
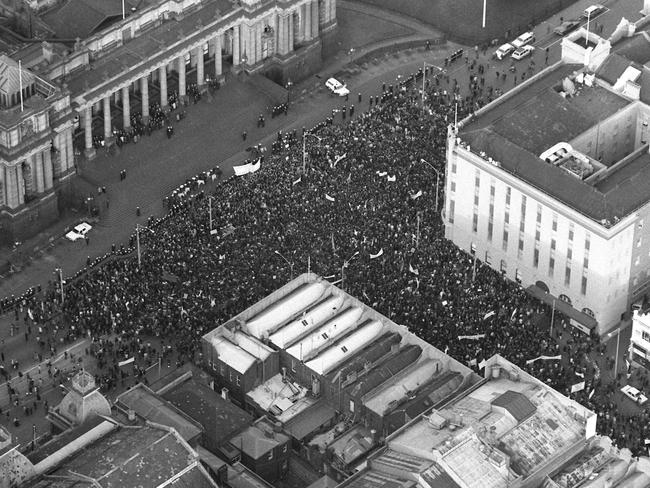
[
  {"x1": 614, "y1": 325, "x2": 621, "y2": 381},
  {"x1": 18, "y1": 60, "x2": 24, "y2": 112},
  {"x1": 122, "y1": 0, "x2": 125, "y2": 19},
  {"x1": 482, "y1": 0, "x2": 487, "y2": 28}
]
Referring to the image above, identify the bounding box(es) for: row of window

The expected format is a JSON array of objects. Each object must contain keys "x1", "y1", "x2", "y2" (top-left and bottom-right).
[{"x1": 211, "y1": 360, "x2": 241, "y2": 386}]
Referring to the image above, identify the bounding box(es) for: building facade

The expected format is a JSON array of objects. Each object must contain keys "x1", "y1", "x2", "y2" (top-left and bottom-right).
[
  {"x1": 630, "y1": 310, "x2": 650, "y2": 371},
  {"x1": 0, "y1": 0, "x2": 337, "y2": 242},
  {"x1": 443, "y1": 27, "x2": 650, "y2": 335},
  {"x1": 0, "y1": 55, "x2": 75, "y2": 243}
]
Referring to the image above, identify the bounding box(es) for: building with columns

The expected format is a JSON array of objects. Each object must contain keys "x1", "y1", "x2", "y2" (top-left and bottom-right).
[
  {"x1": 1, "y1": 0, "x2": 336, "y2": 242},
  {"x1": 0, "y1": 55, "x2": 75, "y2": 244},
  {"x1": 443, "y1": 26, "x2": 650, "y2": 336}
]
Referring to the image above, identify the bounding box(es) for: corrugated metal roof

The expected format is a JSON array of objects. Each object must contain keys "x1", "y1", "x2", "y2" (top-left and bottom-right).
[{"x1": 491, "y1": 390, "x2": 536, "y2": 422}]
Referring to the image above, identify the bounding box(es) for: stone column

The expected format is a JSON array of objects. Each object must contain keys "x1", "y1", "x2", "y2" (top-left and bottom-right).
[
  {"x1": 141, "y1": 75, "x2": 149, "y2": 119},
  {"x1": 65, "y1": 130, "x2": 74, "y2": 173},
  {"x1": 15, "y1": 165, "x2": 24, "y2": 205},
  {"x1": 34, "y1": 154, "x2": 44, "y2": 193},
  {"x1": 43, "y1": 149, "x2": 53, "y2": 190},
  {"x1": 311, "y1": 0, "x2": 319, "y2": 37},
  {"x1": 255, "y1": 24, "x2": 262, "y2": 63},
  {"x1": 103, "y1": 96, "x2": 112, "y2": 141},
  {"x1": 122, "y1": 86, "x2": 131, "y2": 129},
  {"x1": 178, "y1": 56, "x2": 187, "y2": 97},
  {"x1": 214, "y1": 34, "x2": 222, "y2": 76},
  {"x1": 195, "y1": 46, "x2": 204, "y2": 86},
  {"x1": 22, "y1": 159, "x2": 33, "y2": 196},
  {"x1": 159, "y1": 65, "x2": 168, "y2": 108},
  {"x1": 83, "y1": 106, "x2": 95, "y2": 159},
  {"x1": 278, "y1": 15, "x2": 287, "y2": 55},
  {"x1": 288, "y1": 12, "x2": 294, "y2": 52},
  {"x1": 304, "y1": 1, "x2": 312, "y2": 40},
  {"x1": 233, "y1": 25, "x2": 240, "y2": 66}
]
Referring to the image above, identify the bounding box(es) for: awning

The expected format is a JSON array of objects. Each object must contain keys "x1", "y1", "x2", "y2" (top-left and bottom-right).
[
  {"x1": 526, "y1": 285, "x2": 597, "y2": 333},
  {"x1": 283, "y1": 402, "x2": 336, "y2": 441}
]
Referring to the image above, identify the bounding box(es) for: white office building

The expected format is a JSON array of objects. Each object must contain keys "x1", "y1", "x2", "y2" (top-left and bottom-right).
[{"x1": 443, "y1": 23, "x2": 650, "y2": 335}]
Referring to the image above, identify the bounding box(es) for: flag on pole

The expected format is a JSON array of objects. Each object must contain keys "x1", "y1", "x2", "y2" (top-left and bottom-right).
[
  {"x1": 387, "y1": 175, "x2": 396, "y2": 182},
  {"x1": 468, "y1": 358, "x2": 478, "y2": 367},
  {"x1": 570, "y1": 381, "x2": 585, "y2": 393},
  {"x1": 479, "y1": 359, "x2": 487, "y2": 370},
  {"x1": 410, "y1": 190, "x2": 423, "y2": 200},
  {"x1": 292, "y1": 177, "x2": 302, "y2": 186},
  {"x1": 510, "y1": 308, "x2": 518, "y2": 321},
  {"x1": 444, "y1": 345, "x2": 449, "y2": 354},
  {"x1": 325, "y1": 194, "x2": 336, "y2": 202},
  {"x1": 409, "y1": 263, "x2": 419, "y2": 275},
  {"x1": 118, "y1": 357, "x2": 135, "y2": 367},
  {"x1": 483, "y1": 311, "x2": 496, "y2": 320},
  {"x1": 370, "y1": 248, "x2": 384, "y2": 259},
  {"x1": 27, "y1": 308, "x2": 33, "y2": 321},
  {"x1": 589, "y1": 388, "x2": 595, "y2": 400}
]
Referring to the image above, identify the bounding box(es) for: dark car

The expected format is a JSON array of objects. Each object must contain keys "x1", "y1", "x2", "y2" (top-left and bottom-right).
[{"x1": 554, "y1": 20, "x2": 581, "y2": 36}]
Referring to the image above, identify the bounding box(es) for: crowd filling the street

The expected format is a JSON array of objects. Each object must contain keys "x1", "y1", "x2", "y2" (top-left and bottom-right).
[{"x1": 2, "y1": 60, "x2": 650, "y2": 457}]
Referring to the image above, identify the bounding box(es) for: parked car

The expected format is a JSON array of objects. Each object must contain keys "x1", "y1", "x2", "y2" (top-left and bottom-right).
[
  {"x1": 494, "y1": 43, "x2": 514, "y2": 60},
  {"x1": 511, "y1": 45, "x2": 535, "y2": 61},
  {"x1": 554, "y1": 20, "x2": 581, "y2": 36},
  {"x1": 582, "y1": 4, "x2": 606, "y2": 19},
  {"x1": 512, "y1": 32, "x2": 535, "y2": 49},
  {"x1": 65, "y1": 222, "x2": 92, "y2": 242},
  {"x1": 325, "y1": 77, "x2": 350, "y2": 97},
  {"x1": 621, "y1": 385, "x2": 648, "y2": 405}
]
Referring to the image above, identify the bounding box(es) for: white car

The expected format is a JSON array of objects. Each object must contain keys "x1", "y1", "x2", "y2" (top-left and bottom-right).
[
  {"x1": 495, "y1": 43, "x2": 514, "y2": 60},
  {"x1": 65, "y1": 222, "x2": 92, "y2": 242},
  {"x1": 512, "y1": 32, "x2": 535, "y2": 49},
  {"x1": 512, "y1": 45, "x2": 535, "y2": 60},
  {"x1": 325, "y1": 77, "x2": 350, "y2": 97},
  {"x1": 621, "y1": 385, "x2": 648, "y2": 405}
]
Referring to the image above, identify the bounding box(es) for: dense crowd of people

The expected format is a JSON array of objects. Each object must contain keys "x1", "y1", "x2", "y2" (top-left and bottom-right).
[{"x1": 2, "y1": 61, "x2": 649, "y2": 456}]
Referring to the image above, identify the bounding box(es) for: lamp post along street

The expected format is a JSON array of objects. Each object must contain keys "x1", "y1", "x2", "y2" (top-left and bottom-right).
[
  {"x1": 420, "y1": 158, "x2": 440, "y2": 212},
  {"x1": 482, "y1": 0, "x2": 487, "y2": 28},
  {"x1": 56, "y1": 268, "x2": 64, "y2": 304},
  {"x1": 274, "y1": 250, "x2": 295, "y2": 279},
  {"x1": 136, "y1": 225, "x2": 141, "y2": 268},
  {"x1": 208, "y1": 196, "x2": 214, "y2": 235},
  {"x1": 421, "y1": 62, "x2": 443, "y2": 112},
  {"x1": 341, "y1": 251, "x2": 359, "y2": 292}
]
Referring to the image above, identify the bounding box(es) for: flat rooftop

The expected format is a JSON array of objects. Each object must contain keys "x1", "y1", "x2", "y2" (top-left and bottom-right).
[
  {"x1": 458, "y1": 60, "x2": 650, "y2": 223},
  {"x1": 25, "y1": 425, "x2": 215, "y2": 487}
]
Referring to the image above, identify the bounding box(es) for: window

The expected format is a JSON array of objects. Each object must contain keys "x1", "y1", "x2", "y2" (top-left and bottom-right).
[
  {"x1": 229, "y1": 370, "x2": 233, "y2": 382},
  {"x1": 448, "y1": 200, "x2": 455, "y2": 223},
  {"x1": 474, "y1": 193, "x2": 479, "y2": 206},
  {"x1": 341, "y1": 345, "x2": 348, "y2": 353},
  {"x1": 472, "y1": 213, "x2": 478, "y2": 233},
  {"x1": 515, "y1": 269, "x2": 522, "y2": 283},
  {"x1": 505, "y1": 187, "x2": 511, "y2": 206},
  {"x1": 490, "y1": 184, "x2": 495, "y2": 197},
  {"x1": 519, "y1": 220, "x2": 525, "y2": 233},
  {"x1": 301, "y1": 319, "x2": 308, "y2": 327},
  {"x1": 451, "y1": 161, "x2": 457, "y2": 173},
  {"x1": 236, "y1": 375, "x2": 241, "y2": 386},
  {"x1": 518, "y1": 238, "x2": 524, "y2": 251},
  {"x1": 470, "y1": 242, "x2": 477, "y2": 255},
  {"x1": 533, "y1": 248, "x2": 539, "y2": 268},
  {"x1": 220, "y1": 364, "x2": 225, "y2": 376},
  {"x1": 581, "y1": 275, "x2": 587, "y2": 295},
  {"x1": 268, "y1": 451, "x2": 273, "y2": 461},
  {"x1": 475, "y1": 170, "x2": 480, "y2": 188},
  {"x1": 349, "y1": 400, "x2": 355, "y2": 413},
  {"x1": 552, "y1": 215, "x2": 557, "y2": 232},
  {"x1": 583, "y1": 256, "x2": 589, "y2": 269},
  {"x1": 567, "y1": 248, "x2": 572, "y2": 261},
  {"x1": 551, "y1": 239, "x2": 556, "y2": 250},
  {"x1": 535, "y1": 230, "x2": 540, "y2": 241},
  {"x1": 536, "y1": 204, "x2": 542, "y2": 223},
  {"x1": 291, "y1": 359, "x2": 296, "y2": 372},
  {"x1": 504, "y1": 211, "x2": 510, "y2": 224},
  {"x1": 568, "y1": 224, "x2": 574, "y2": 242},
  {"x1": 585, "y1": 236, "x2": 590, "y2": 251},
  {"x1": 282, "y1": 445, "x2": 288, "y2": 453},
  {"x1": 564, "y1": 266, "x2": 571, "y2": 286},
  {"x1": 485, "y1": 251, "x2": 492, "y2": 265},
  {"x1": 549, "y1": 257, "x2": 555, "y2": 277},
  {"x1": 520, "y1": 197, "x2": 527, "y2": 219},
  {"x1": 642, "y1": 331, "x2": 650, "y2": 342},
  {"x1": 321, "y1": 332, "x2": 329, "y2": 339},
  {"x1": 582, "y1": 307, "x2": 595, "y2": 318},
  {"x1": 450, "y1": 180, "x2": 456, "y2": 193},
  {"x1": 487, "y1": 222, "x2": 493, "y2": 242},
  {"x1": 502, "y1": 230, "x2": 508, "y2": 251}
]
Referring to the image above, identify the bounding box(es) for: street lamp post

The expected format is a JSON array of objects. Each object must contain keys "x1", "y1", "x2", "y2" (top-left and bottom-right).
[
  {"x1": 208, "y1": 196, "x2": 214, "y2": 235},
  {"x1": 302, "y1": 133, "x2": 322, "y2": 173},
  {"x1": 420, "y1": 158, "x2": 440, "y2": 212},
  {"x1": 421, "y1": 61, "x2": 443, "y2": 112},
  {"x1": 55, "y1": 267, "x2": 64, "y2": 304},
  {"x1": 274, "y1": 250, "x2": 295, "y2": 280},
  {"x1": 341, "y1": 251, "x2": 359, "y2": 292}
]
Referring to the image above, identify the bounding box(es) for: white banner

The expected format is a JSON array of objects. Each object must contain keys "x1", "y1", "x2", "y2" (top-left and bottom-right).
[
  {"x1": 526, "y1": 355, "x2": 562, "y2": 365},
  {"x1": 118, "y1": 357, "x2": 135, "y2": 367},
  {"x1": 409, "y1": 263, "x2": 419, "y2": 275},
  {"x1": 571, "y1": 381, "x2": 585, "y2": 393},
  {"x1": 233, "y1": 162, "x2": 252, "y2": 176},
  {"x1": 387, "y1": 175, "x2": 396, "y2": 182},
  {"x1": 483, "y1": 311, "x2": 496, "y2": 320},
  {"x1": 589, "y1": 388, "x2": 595, "y2": 399},
  {"x1": 292, "y1": 177, "x2": 302, "y2": 186},
  {"x1": 250, "y1": 160, "x2": 261, "y2": 173},
  {"x1": 458, "y1": 334, "x2": 486, "y2": 340},
  {"x1": 325, "y1": 194, "x2": 336, "y2": 202},
  {"x1": 479, "y1": 359, "x2": 487, "y2": 370},
  {"x1": 370, "y1": 248, "x2": 384, "y2": 259},
  {"x1": 376, "y1": 171, "x2": 387, "y2": 177}
]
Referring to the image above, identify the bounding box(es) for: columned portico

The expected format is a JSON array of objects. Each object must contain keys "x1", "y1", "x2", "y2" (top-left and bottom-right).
[
  {"x1": 122, "y1": 86, "x2": 131, "y2": 129},
  {"x1": 141, "y1": 76, "x2": 149, "y2": 119},
  {"x1": 42, "y1": 150, "x2": 53, "y2": 190},
  {"x1": 34, "y1": 153, "x2": 44, "y2": 193},
  {"x1": 304, "y1": 1, "x2": 312, "y2": 41},
  {"x1": 83, "y1": 106, "x2": 95, "y2": 158},
  {"x1": 159, "y1": 65, "x2": 168, "y2": 108},
  {"x1": 233, "y1": 25, "x2": 240, "y2": 66}
]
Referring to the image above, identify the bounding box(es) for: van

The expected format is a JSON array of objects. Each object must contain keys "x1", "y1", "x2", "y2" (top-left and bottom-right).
[
  {"x1": 583, "y1": 5, "x2": 605, "y2": 19},
  {"x1": 512, "y1": 32, "x2": 535, "y2": 49},
  {"x1": 494, "y1": 43, "x2": 514, "y2": 60}
]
